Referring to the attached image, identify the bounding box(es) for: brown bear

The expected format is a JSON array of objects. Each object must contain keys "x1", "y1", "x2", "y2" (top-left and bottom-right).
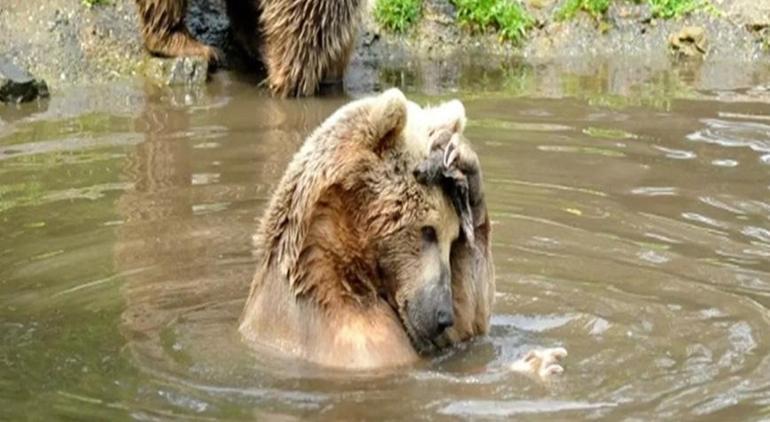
[
  {"x1": 134, "y1": 0, "x2": 362, "y2": 97},
  {"x1": 238, "y1": 88, "x2": 496, "y2": 369}
]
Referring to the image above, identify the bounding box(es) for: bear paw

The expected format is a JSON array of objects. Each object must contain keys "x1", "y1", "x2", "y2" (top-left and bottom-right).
[{"x1": 510, "y1": 347, "x2": 568, "y2": 379}]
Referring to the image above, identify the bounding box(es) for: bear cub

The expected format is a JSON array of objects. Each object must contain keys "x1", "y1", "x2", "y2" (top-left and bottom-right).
[{"x1": 134, "y1": 0, "x2": 362, "y2": 97}]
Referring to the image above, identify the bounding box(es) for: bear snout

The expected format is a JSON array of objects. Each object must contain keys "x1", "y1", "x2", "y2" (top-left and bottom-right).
[{"x1": 407, "y1": 264, "x2": 455, "y2": 350}]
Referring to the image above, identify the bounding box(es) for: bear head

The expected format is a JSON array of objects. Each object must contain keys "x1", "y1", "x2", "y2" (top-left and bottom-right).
[{"x1": 249, "y1": 88, "x2": 480, "y2": 357}]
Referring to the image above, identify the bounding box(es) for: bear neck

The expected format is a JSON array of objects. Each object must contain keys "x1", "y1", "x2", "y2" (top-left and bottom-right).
[{"x1": 239, "y1": 260, "x2": 418, "y2": 369}]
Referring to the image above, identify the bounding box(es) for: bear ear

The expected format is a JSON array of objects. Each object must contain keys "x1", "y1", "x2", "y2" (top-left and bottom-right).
[
  {"x1": 427, "y1": 99, "x2": 466, "y2": 135},
  {"x1": 366, "y1": 88, "x2": 408, "y2": 152}
]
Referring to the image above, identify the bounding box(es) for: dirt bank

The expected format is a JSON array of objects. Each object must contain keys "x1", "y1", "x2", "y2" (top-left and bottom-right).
[{"x1": 0, "y1": 0, "x2": 767, "y2": 93}]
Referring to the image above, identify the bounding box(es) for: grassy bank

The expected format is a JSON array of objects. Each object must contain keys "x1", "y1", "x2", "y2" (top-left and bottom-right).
[
  {"x1": 374, "y1": 0, "x2": 717, "y2": 41},
  {"x1": 454, "y1": 0, "x2": 534, "y2": 42},
  {"x1": 374, "y1": 0, "x2": 423, "y2": 33}
]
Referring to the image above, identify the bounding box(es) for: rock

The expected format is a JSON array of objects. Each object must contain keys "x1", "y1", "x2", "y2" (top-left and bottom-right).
[
  {"x1": 723, "y1": 0, "x2": 770, "y2": 30},
  {"x1": 141, "y1": 56, "x2": 209, "y2": 86},
  {"x1": 424, "y1": 0, "x2": 456, "y2": 21},
  {"x1": 669, "y1": 26, "x2": 708, "y2": 58},
  {"x1": 0, "y1": 58, "x2": 50, "y2": 103},
  {"x1": 418, "y1": 0, "x2": 460, "y2": 54},
  {"x1": 359, "y1": 30, "x2": 380, "y2": 48}
]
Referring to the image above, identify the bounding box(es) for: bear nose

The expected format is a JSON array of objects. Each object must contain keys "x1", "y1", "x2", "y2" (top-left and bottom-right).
[{"x1": 436, "y1": 308, "x2": 454, "y2": 332}]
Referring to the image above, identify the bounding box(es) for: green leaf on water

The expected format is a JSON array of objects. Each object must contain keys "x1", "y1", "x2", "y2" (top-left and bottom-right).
[
  {"x1": 583, "y1": 127, "x2": 638, "y2": 140},
  {"x1": 30, "y1": 249, "x2": 65, "y2": 261}
]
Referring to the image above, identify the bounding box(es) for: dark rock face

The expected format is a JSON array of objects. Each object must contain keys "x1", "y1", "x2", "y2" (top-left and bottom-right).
[{"x1": 0, "y1": 58, "x2": 49, "y2": 103}]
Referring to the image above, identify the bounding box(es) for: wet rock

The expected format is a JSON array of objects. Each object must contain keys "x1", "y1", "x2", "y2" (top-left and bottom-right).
[
  {"x1": 142, "y1": 56, "x2": 209, "y2": 86},
  {"x1": 669, "y1": 26, "x2": 708, "y2": 58},
  {"x1": 0, "y1": 58, "x2": 49, "y2": 103}
]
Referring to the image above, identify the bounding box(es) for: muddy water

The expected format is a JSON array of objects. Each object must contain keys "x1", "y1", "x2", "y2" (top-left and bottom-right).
[{"x1": 2, "y1": 63, "x2": 770, "y2": 420}]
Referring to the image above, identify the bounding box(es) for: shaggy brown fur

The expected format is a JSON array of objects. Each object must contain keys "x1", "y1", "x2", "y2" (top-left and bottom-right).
[
  {"x1": 246, "y1": 0, "x2": 361, "y2": 97},
  {"x1": 134, "y1": 0, "x2": 220, "y2": 63},
  {"x1": 134, "y1": 0, "x2": 362, "y2": 97},
  {"x1": 239, "y1": 89, "x2": 494, "y2": 369}
]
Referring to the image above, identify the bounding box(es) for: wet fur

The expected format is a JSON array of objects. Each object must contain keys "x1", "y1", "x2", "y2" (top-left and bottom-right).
[
  {"x1": 134, "y1": 0, "x2": 362, "y2": 97},
  {"x1": 239, "y1": 89, "x2": 495, "y2": 369}
]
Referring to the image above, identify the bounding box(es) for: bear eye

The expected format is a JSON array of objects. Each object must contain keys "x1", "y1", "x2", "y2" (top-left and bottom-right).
[{"x1": 421, "y1": 226, "x2": 438, "y2": 243}]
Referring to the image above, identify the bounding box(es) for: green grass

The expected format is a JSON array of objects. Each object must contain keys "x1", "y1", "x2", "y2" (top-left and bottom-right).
[
  {"x1": 648, "y1": 0, "x2": 715, "y2": 19},
  {"x1": 556, "y1": 0, "x2": 716, "y2": 21},
  {"x1": 453, "y1": 0, "x2": 534, "y2": 43},
  {"x1": 375, "y1": 0, "x2": 423, "y2": 33},
  {"x1": 374, "y1": 0, "x2": 717, "y2": 39},
  {"x1": 556, "y1": 0, "x2": 611, "y2": 20},
  {"x1": 81, "y1": 0, "x2": 110, "y2": 7}
]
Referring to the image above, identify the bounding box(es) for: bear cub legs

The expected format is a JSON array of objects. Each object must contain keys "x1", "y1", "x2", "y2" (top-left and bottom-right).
[{"x1": 135, "y1": 0, "x2": 220, "y2": 63}]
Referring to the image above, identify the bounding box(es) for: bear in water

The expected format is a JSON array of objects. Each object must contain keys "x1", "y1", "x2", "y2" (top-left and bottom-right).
[{"x1": 239, "y1": 89, "x2": 496, "y2": 368}]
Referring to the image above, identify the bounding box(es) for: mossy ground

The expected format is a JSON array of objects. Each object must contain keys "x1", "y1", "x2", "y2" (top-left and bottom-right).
[
  {"x1": 556, "y1": 0, "x2": 716, "y2": 21},
  {"x1": 556, "y1": 0, "x2": 612, "y2": 20},
  {"x1": 647, "y1": 0, "x2": 717, "y2": 19}
]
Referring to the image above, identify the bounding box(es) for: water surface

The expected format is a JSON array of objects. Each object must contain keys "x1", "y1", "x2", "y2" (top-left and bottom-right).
[{"x1": 2, "y1": 62, "x2": 770, "y2": 420}]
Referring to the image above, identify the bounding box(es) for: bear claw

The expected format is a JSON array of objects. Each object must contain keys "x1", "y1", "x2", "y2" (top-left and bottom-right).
[
  {"x1": 510, "y1": 347, "x2": 568, "y2": 379},
  {"x1": 443, "y1": 134, "x2": 461, "y2": 167}
]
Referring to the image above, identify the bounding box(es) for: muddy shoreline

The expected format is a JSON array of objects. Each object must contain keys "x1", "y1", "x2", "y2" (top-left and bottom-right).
[{"x1": 0, "y1": 0, "x2": 768, "y2": 94}]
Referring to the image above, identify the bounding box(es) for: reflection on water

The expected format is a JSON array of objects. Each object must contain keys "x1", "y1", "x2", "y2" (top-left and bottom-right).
[{"x1": 1, "y1": 64, "x2": 770, "y2": 419}]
